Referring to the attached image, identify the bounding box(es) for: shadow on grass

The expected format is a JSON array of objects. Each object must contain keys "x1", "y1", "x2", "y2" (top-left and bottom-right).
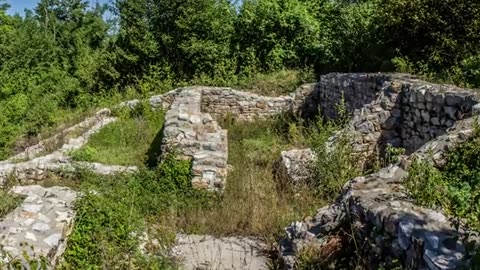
[{"x1": 145, "y1": 126, "x2": 165, "y2": 168}]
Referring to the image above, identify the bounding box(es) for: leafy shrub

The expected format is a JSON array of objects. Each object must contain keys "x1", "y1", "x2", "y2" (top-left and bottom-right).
[
  {"x1": 308, "y1": 97, "x2": 360, "y2": 201},
  {"x1": 405, "y1": 160, "x2": 448, "y2": 210},
  {"x1": 406, "y1": 125, "x2": 480, "y2": 230},
  {"x1": 61, "y1": 153, "x2": 198, "y2": 269},
  {"x1": 312, "y1": 128, "x2": 359, "y2": 201},
  {"x1": 380, "y1": 0, "x2": 480, "y2": 87}
]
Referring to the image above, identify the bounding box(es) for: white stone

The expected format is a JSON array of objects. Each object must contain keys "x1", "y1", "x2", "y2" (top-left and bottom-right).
[
  {"x1": 21, "y1": 218, "x2": 36, "y2": 226},
  {"x1": 23, "y1": 204, "x2": 43, "y2": 213},
  {"x1": 25, "y1": 232, "x2": 37, "y2": 241},
  {"x1": 32, "y1": 222, "x2": 50, "y2": 232},
  {"x1": 38, "y1": 213, "x2": 52, "y2": 223},
  {"x1": 8, "y1": 227, "x2": 24, "y2": 234},
  {"x1": 24, "y1": 194, "x2": 42, "y2": 203},
  {"x1": 55, "y1": 211, "x2": 70, "y2": 222},
  {"x1": 44, "y1": 233, "x2": 62, "y2": 247}
]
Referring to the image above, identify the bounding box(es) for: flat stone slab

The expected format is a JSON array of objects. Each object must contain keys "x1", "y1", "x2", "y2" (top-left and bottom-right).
[
  {"x1": 171, "y1": 234, "x2": 268, "y2": 270},
  {"x1": 0, "y1": 185, "x2": 77, "y2": 267}
]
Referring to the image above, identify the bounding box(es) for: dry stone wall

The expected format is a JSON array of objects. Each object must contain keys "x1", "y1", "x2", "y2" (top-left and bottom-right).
[
  {"x1": 281, "y1": 164, "x2": 473, "y2": 270},
  {"x1": 158, "y1": 76, "x2": 480, "y2": 190},
  {"x1": 277, "y1": 109, "x2": 480, "y2": 269},
  {"x1": 0, "y1": 88, "x2": 183, "y2": 186},
  {"x1": 288, "y1": 74, "x2": 480, "y2": 168},
  {"x1": 0, "y1": 114, "x2": 123, "y2": 185},
  {"x1": 190, "y1": 74, "x2": 478, "y2": 171},
  {"x1": 201, "y1": 87, "x2": 293, "y2": 121},
  {"x1": 162, "y1": 88, "x2": 228, "y2": 190},
  {"x1": 119, "y1": 88, "x2": 181, "y2": 110},
  {"x1": 0, "y1": 73, "x2": 479, "y2": 268}
]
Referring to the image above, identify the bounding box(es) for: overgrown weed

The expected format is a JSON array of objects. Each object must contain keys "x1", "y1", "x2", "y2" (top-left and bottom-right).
[
  {"x1": 60, "y1": 154, "x2": 196, "y2": 269},
  {"x1": 60, "y1": 99, "x2": 364, "y2": 268},
  {"x1": 178, "y1": 119, "x2": 324, "y2": 242},
  {"x1": 0, "y1": 189, "x2": 21, "y2": 218},
  {"x1": 405, "y1": 122, "x2": 480, "y2": 231}
]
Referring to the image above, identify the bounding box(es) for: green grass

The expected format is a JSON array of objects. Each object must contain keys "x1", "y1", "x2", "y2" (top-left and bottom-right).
[
  {"x1": 176, "y1": 119, "x2": 325, "y2": 241},
  {"x1": 0, "y1": 190, "x2": 22, "y2": 218},
  {"x1": 70, "y1": 104, "x2": 165, "y2": 167}
]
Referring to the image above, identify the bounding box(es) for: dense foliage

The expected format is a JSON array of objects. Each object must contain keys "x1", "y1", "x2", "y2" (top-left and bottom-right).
[
  {"x1": 406, "y1": 125, "x2": 480, "y2": 230},
  {"x1": 1, "y1": 0, "x2": 480, "y2": 159}
]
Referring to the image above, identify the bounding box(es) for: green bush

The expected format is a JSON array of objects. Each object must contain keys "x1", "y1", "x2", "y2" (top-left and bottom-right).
[
  {"x1": 60, "y1": 153, "x2": 204, "y2": 269},
  {"x1": 380, "y1": 0, "x2": 480, "y2": 87},
  {"x1": 406, "y1": 125, "x2": 480, "y2": 230}
]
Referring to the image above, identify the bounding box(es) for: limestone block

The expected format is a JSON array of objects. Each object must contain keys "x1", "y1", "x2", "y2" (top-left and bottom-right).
[{"x1": 274, "y1": 149, "x2": 316, "y2": 185}]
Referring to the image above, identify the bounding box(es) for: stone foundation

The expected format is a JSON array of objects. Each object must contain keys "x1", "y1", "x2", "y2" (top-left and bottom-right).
[
  {"x1": 290, "y1": 74, "x2": 479, "y2": 169},
  {"x1": 201, "y1": 87, "x2": 293, "y2": 121},
  {"x1": 0, "y1": 72, "x2": 479, "y2": 268}
]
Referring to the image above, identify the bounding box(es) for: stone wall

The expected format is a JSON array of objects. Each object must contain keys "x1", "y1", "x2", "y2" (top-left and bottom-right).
[
  {"x1": 162, "y1": 87, "x2": 228, "y2": 190},
  {"x1": 0, "y1": 111, "x2": 137, "y2": 186},
  {"x1": 0, "y1": 89, "x2": 183, "y2": 186},
  {"x1": 201, "y1": 87, "x2": 293, "y2": 121},
  {"x1": 281, "y1": 165, "x2": 472, "y2": 270},
  {"x1": 4, "y1": 74, "x2": 476, "y2": 189},
  {"x1": 278, "y1": 110, "x2": 480, "y2": 270},
  {"x1": 119, "y1": 88, "x2": 181, "y2": 111},
  {"x1": 0, "y1": 73, "x2": 479, "y2": 267},
  {"x1": 400, "y1": 83, "x2": 477, "y2": 152},
  {"x1": 193, "y1": 75, "x2": 478, "y2": 169},
  {"x1": 288, "y1": 74, "x2": 480, "y2": 168}
]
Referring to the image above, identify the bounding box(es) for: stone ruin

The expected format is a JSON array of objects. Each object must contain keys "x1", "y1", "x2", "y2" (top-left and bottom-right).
[{"x1": 0, "y1": 73, "x2": 479, "y2": 269}]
